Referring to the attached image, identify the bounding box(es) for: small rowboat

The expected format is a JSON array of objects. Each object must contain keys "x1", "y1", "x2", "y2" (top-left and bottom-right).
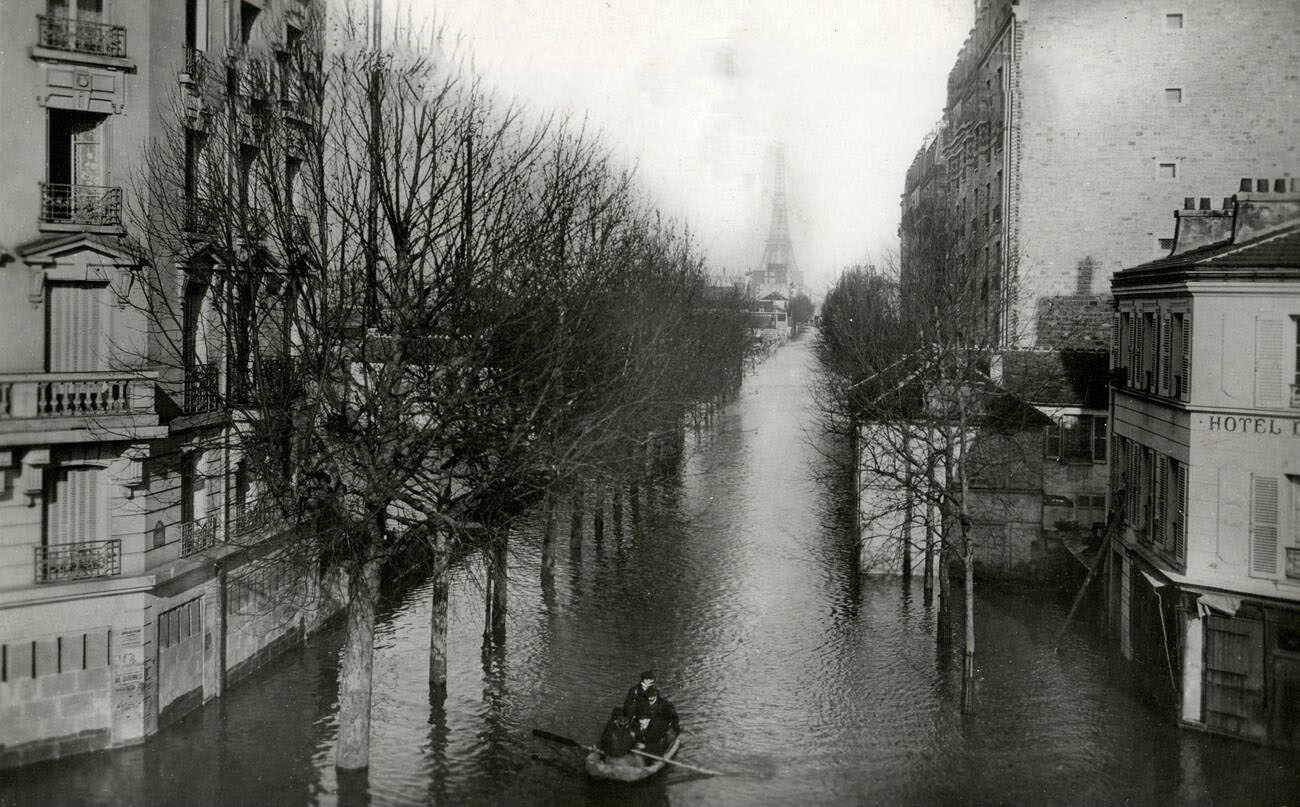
[{"x1": 584, "y1": 732, "x2": 681, "y2": 783}]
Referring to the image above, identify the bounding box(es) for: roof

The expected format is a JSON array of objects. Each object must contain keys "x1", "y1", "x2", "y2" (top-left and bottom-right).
[
  {"x1": 760, "y1": 291, "x2": 789, "y2": 301},
  {"x1": 1118, "y1": 222, "x2": 1300, "y2": 277},
  {"x1": 999, "y1": 350, "x2": 1110, "y2": 409}
]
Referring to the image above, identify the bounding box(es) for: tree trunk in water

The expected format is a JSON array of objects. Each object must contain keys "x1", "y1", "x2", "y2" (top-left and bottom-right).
[
  {"x1": 593, "y1": 486, "x2": 605, "y2": 545},
  {"x1": 629, "y1": 481, "x2": 641, "y2": 536},
  {"x1": 937, "y1": 542, "x2": 952, "y2": 635},
  {"x1": 961, "y1": 549, "x2": 976, "y2": 712},
  {"x1": 336, "y1": 552, "x2": 382, "y2": 771},
  {"x1": 569, "y1": 483, "x2": 584, "y2": 549},
  {"x1": 541, "y1": 489, "x2": 556, "y2": 579},
  {"x1": 923, "y1": 512, "x2": 935, "y2": 605},
  {"x1": 491, "y1": 531, "x2": 507, "y2": 635},
  {"x1": 429, "y1": 531, "x2": 449, "y2": 692},
  {"x1": 611, "y1": 484, "x2": 624, "y2": 541},
  {"x1": 901, "y1": 476, "x2": 913, "y2": 579}
]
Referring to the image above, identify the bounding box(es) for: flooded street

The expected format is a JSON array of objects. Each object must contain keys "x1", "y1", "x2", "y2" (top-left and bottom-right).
[{"x1": 4, "y1": 335, "x2": 1297, "y2": 807}]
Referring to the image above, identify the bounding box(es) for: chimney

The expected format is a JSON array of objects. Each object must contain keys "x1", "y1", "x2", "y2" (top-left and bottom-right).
[
  {"x1": 1170, "y1": 192, "x2": 1234, "y2": 256},
  {"x1": 1233, "y1": 177, "x2": 1300, "y2": 243},
  {"x1": 1074, "y1": 257, "x2": 1096, "y2": 294}
]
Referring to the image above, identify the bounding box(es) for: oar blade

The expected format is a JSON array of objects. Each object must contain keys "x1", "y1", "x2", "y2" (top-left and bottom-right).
[{"x1": 532, "y1": 728, "x2": 584, "y2": 749}]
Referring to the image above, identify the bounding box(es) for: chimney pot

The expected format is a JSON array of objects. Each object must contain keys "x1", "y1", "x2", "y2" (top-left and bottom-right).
[
  {"x1": 1275, "y1": 178, "x2": 1287, "y2": 193},
  {"x1": 1199, "y1": 197, "x2": 1211, "y2": 210},
  {"x1": 1257, "y1": 178, "x2": 1269, "y2": 192},
  {"x1": 1183, "y1": 197, "x2": 1194, "y2": 210},
  {"x1": 1239, "y1": 178, "x2": 1253, "y2": 192}
]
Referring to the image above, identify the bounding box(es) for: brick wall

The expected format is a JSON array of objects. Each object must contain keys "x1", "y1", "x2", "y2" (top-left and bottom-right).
[{"x1": 1012, "y1": 0, "x2": 1300, "y2": 341}]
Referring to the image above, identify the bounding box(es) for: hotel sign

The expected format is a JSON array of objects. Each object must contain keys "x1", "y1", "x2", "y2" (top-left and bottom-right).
[{"x1": 1205, "y1": 415, "x2": 1300, "y2": 435}]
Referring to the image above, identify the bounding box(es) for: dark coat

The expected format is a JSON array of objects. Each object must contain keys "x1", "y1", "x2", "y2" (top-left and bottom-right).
[
  {"x1": 599, "y1": 715, "x2": 634, "y2": 758},
  {"x1": 638, "y1": 697, "x2": 680, "y2": 745},
  {"x1": 622, "y1": 683, "x2": 651, "y2": 719}
]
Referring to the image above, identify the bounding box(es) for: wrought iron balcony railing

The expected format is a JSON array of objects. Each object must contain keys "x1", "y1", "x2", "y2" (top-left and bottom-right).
[
  {"x1": 0, "y1": 372, "x2": 154, "y2": 421},
  {"x1": 180, "y1": 516, "x2": 220, "y2": 556},
  {"x1": 183, "y1": 45, "x2": 210, "y2": 84},
  {"x1": 40, "y1": 183, "x2": 122, "y2": 227},
  {"x1": 37, "y1": 14, "x2": 127, "y2": 58},
  {"x1": 183, "y1": 363, "x2": 221, "y2": 414},
  {"x1": 233, "y1": 499, "x2": 285, "y2": 541},
  {"x1": 35, "y1": 539, "x2": 121, "y2": 583}
]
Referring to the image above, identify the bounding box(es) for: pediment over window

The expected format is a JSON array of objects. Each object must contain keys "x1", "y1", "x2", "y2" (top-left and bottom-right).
[{"x1": 16, "y1": 232, "x2": 142, "y2": 306}]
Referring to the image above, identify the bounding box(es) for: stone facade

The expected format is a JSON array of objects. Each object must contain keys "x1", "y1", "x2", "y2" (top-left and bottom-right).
[{"x1": 0, "y1": 0, "x2": 336, "y2": 770}]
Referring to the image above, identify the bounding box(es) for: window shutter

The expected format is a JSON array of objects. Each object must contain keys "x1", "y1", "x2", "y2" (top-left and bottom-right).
[
  {"x1": 1250, "y1": 475, "x2": 1279, "y2": 577},
  {"x1": 44, "y1": 466, "x2": 101, "y2": 545},
  {"x1": 1110, "y1": 313, "x2": 1120, "y2": 371},
  {"x1": 1156, "y1": 456, "x2": 1168, "y2": 547},
  {"x1": 1133, "y1": 315, "x2": 1144, "y2": 389},
  {"x1": 1175, "y1": 462, "x2": 1187, "y2": 562},
  {"x1": 1044, "y1": 421, "x2": 1061, "y2": 460},
  {"x1": 1181, "y1": 314, "x2": 1192, "y2": 401},
  {"x1": 1092, "y1": 416, "x2": 1108, "y2": 462},
  {"x1": 47, "y1": 283, "x2": 105, "y2": 373},
  {"x1": 1159, "y1": 313, "x2": 1171, "y2": 395},
  {"x1": 1255, "y1": 317, "x2": 1284, "y2": 408}
]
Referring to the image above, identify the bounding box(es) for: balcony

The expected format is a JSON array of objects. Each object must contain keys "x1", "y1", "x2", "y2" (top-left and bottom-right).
[
  {"x1": 40, "y1": 183, "x2": 122, "y2": 228},
  {"x1": 37, "y1": 14, "x2": 127, "y2": 59},
  {"x1": 180, "y1": 516, "x2": 220, "y2": 557},
  {"x1": 183, "y1": 363, "x2": 221, "y2": 414},
  {"x1": 0, "y1": 372, "x2": 156, "y2": 437},
  {"x1": 233, "y1": 499, "x2": 286, "y2": 543},
  {"x1": 35, "y1": 539, "x2": 121, "y2": 583}
]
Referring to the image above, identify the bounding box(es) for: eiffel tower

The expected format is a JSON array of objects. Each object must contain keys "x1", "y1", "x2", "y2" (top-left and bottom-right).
[{"x1": 754, "y1": 145, "x2": 800, "y2": 295}]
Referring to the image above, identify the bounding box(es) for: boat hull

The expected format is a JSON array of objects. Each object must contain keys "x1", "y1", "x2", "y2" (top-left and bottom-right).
[{"x1": 585, "y1": 734, "x2": 681, "y2": 782}]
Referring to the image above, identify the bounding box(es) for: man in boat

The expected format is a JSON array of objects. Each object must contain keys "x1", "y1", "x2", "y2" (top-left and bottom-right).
[
  {"x1": 633, "y1": 686, "x2": 680, "y2": 755},
  {"x1": 597, "y1": 708, "x2": 635, "y2": 760},
  {"x1": 622, "y1": 670, "x2": 655, "y2": 719}
]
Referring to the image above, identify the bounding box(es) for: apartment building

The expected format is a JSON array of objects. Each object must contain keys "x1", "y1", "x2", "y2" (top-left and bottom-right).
[
  {"x1": 903, "y1": 0, "x2": 1300, "y2": 346},
  {"x1": 1110, "y1": 180, "x2": 1300, "y2": 749},
  {"x1": 0, "y1": 0, "x2": 329, "y2": 769}
]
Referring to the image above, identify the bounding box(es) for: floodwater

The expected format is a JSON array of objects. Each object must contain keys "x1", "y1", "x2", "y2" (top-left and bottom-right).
[{"x1": 4, "y1": 335, "x2": 1298, "y2": 807}]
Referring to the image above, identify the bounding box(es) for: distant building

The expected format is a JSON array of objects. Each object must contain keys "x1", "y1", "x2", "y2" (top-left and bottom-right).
[
  {"x1": 1109, "y1": 179, "x2": 1300, "y2": 749},
  {"x1": 902, "y1": 0, "x2": 1300, "y2": 346}
]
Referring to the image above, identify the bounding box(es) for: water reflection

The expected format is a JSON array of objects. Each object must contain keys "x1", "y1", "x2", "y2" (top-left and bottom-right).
[{"x1": 4, "y1": 336, "x2": 1298, "y2": 807}]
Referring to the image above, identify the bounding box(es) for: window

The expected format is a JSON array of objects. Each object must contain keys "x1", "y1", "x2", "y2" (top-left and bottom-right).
[
  {"x1": 1045, "y1": 414, "x2": 1107, "y2": 463},
  {"x1": 159, "y1": 598, "x2": 202, "y2": 649},
  {"x1": 1165, "y1": 88, "x2": 1183, "y2": 104},
  {"x1": 240, "y1": 1, "x2": 260, "y2": 47},
  {"x1": 1251, "y1": 475, "x2": 1280, "y2": 578},
  {"x1": 1165, "y1": 13, "x2": 1183, "y2": 29},
  {"x1": 1158, "y1": 237, "x2": 1174, "y2": 251},
  {"x1": 47, "y1": 282, "x2": 106, "y2": 372},
  {"x1": 185, "y1": 0, "x2": 209, "y2": 50},
  {"x1": 43, "y1": 466, "x2": 104, "y2": 545},
  {"x1": 1159, "y1": 162, "x2": 1177, "y2": 179}
]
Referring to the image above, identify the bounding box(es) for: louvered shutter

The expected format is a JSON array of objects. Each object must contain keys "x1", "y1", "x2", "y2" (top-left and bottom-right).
[
  {"x1": 1155, "y1": 456, "x2": 1168, "y2": 546},
  {"x1": 1133, "y1": 315, "x2": 1144, "y2": 389},
  {"x1": 47, "y1": 283, "x2": 105, "y2": 372},
  {"x1": 1110, "y1": 313, "x2": 1120, "y2": 371},
  {"x1": 1181, "y1": 314, "x2": 1192, "y2": 401},
  {"x1": 1250, "y1": 475, "x2": 1279, "y2": 577},
  {"x1": 1175, "y1": 462, "x2": 1187, "y2": 562},
  {"x1": 1159, "y1": 313, "x2": 1171, "y2": 395},
  {"x1": 1255, "y1": 318, "x2": 1284, "y2": 407},
  {"x1": 45, "y1": 466, "x2": 101, "y2": 545}
]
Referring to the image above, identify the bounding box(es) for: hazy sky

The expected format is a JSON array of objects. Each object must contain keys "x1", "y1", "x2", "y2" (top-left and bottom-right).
[{"x1": 411, "y1": 0, "x2": 972, "y2": 292}]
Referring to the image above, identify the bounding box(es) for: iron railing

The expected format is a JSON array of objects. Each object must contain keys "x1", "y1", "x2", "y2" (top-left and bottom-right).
[
  {"x1": 180, "y1": 516, "x2": 220, "y2": 556},
  {"x1": 234, "y1": 499, "x2": 284, "y2": 541},
  {"x1": 40, "y1": 183, "x2": 123, "y2": 227},
  {"x1": 37, "y1": 14, "x2": 126, "y2": 58},
  {"x1": 183, "y1": 45, "x2": 210, "y2": 84},
  {"x1": 184, "y1": 363, "x2": 221, "y2": 414},
  {"x1": 35, "y1": 539, "x2": 121, "y2": 583}
]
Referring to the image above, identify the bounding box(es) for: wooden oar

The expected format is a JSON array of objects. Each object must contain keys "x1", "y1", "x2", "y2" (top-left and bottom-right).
[{"x1": 531, "y1": 729, "x2": 725, "y2": 777}]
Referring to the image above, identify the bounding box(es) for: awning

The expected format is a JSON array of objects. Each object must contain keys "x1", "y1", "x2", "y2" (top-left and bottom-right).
[
  {"x1": 1195, "y1": 592, "x2": 1241, "y2": 617},
  {"x1": 1139, "y1": 569, "x2": 1168, "y2": 589}
]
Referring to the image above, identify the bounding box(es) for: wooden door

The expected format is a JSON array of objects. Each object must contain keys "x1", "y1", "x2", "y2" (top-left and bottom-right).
[{"x1": 1203, "y1": 614, "x2": 1267, "y2": 741}]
